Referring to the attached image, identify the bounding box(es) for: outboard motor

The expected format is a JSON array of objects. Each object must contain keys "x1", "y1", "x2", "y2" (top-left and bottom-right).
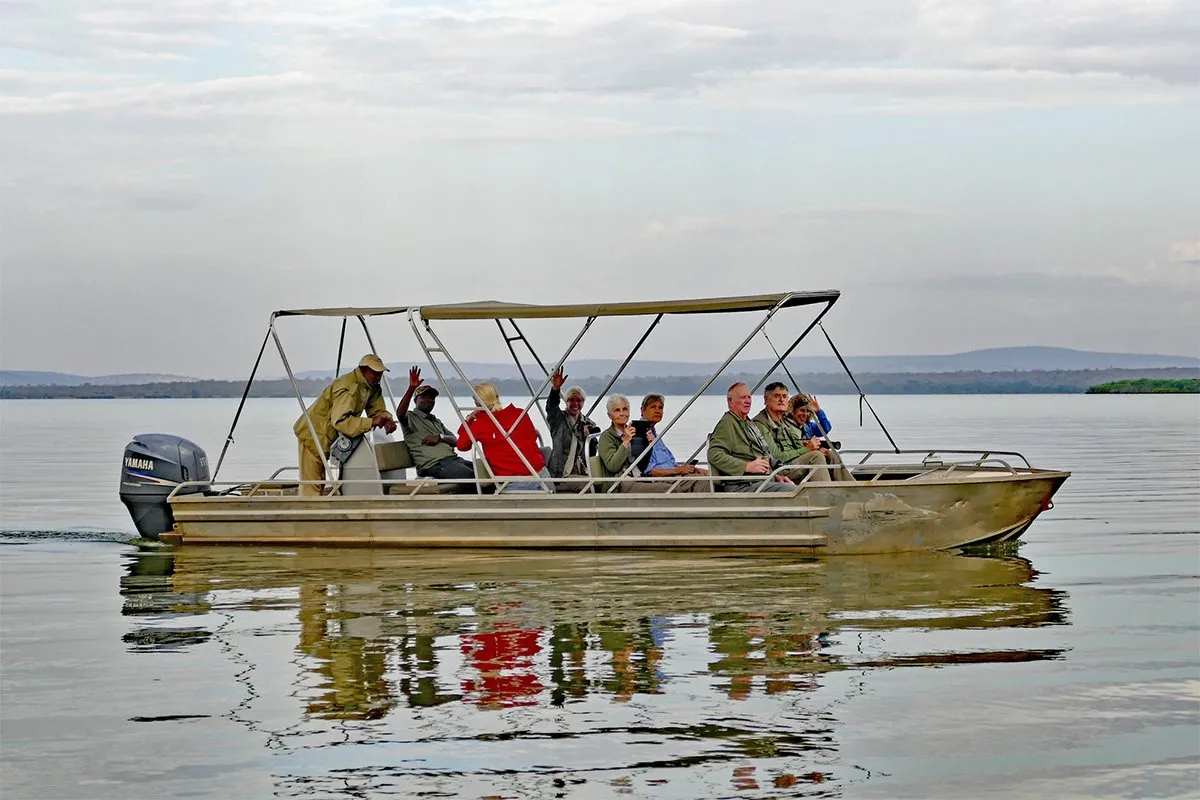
[{"x1": 119, "y1": 434, "x2": 210, "y2": 539}]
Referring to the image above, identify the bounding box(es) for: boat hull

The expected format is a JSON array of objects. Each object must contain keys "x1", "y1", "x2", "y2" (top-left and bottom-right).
[{"x1": 167, "y1": 469, "x2": 1068, "y2": 554}]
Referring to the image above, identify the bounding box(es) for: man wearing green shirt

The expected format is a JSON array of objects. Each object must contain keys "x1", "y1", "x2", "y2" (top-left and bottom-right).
[
  {"x1": 397, "y1": 366, "x2": 476, "y2": 492},
  {"x1": 751, "y1": 381, "x2": 831, "y2": 483},
  {"x1": 706, "y1": 383, "x2": 795, "y2": 493}
]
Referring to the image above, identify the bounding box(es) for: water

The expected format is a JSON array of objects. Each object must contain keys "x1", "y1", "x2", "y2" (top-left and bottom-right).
[{"x1": 1, "y1": 395, "x2": 1198, "y2": 798}]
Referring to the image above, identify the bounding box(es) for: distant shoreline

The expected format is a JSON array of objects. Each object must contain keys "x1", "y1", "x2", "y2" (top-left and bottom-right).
[
  {"x1": 1086, "y1": 378, "x2": 1200, "y2": 394},
  {"x1": 3, "y1": 367, "x2": 1197, "y2": 399}
]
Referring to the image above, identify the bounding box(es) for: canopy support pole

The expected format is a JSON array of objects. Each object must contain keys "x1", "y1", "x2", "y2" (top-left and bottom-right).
[
  {"x1": 507, "y1": 316, "x2": 596, "y2": 435},
  {"x1": 762, "y1": 328, "x2": 840, "y2": 457},
  {"x1": 357, "y1": 315, "x2": 400, "y2": 417},
  {"x1": 211, "y1": 325, "x2": 271, "y2": 481},
  {"x1": 272, "y1": 317, "x2": 325, "y2": 463},
  {"x1": 496, "y1": 319, "x2": 551, "y2": 429},
  {"x1": 820, "y1": 323, "x2": 900, "y2": 453},
  {"x1": 334, "y1": 317, "x2": 347, "y2": 378},
  {"x1": 610, "y1": 298, "x2": 795, "y2": 489},
  {"x1": 585, "y1": 313, "x2": 664, "y2": 419},
  {"x1": 408, "y1": 309, "x2": 550, "y2": 492},
  {"x1": 748, "y1": 299, "x2": 836, "y2": 393},
  {"x1": 675, "y1": 298, "x2": 838, "y2": 465}
]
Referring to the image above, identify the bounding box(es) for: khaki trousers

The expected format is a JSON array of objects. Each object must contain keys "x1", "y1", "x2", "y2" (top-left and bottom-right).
[
  {"x1": 785, "y1": 450, "x2": 831, "y2": 483},
  {"x1": 298, "y1": 441, "x2": 326, "y2": 496},
  {"x1": 825, "y1": 449, "x2": 855, "y2": 482},
  {"x1": 616, "y1": 477, "x2": 709, "y2": 493}
]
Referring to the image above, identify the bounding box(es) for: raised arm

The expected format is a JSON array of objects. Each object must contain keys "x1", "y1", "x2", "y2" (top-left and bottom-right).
[
  {"x1": 396, "y1": 366, "x2": 422, "y2": 421},
  {"x1": 545, "y1": 368, "x2": 566, "y2": 429}
]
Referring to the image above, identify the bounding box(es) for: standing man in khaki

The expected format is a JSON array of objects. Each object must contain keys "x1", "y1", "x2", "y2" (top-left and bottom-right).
[{"x1": 293, "y1": 354, "x2": 397, "y2": 496}]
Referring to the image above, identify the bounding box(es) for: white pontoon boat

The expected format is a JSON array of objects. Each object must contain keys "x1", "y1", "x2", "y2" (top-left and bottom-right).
[{"x1": 118, "y1": 291, "x2": 1069, "y2": 554}]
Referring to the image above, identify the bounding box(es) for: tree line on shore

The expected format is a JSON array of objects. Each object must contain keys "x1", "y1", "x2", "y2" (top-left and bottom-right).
[
  {"x1": 2, "y1": 367, "x2": 1196, "y2": 399},
  {"x1": 1085, "y1": 378, "x2": 1199, "y2": 394}
]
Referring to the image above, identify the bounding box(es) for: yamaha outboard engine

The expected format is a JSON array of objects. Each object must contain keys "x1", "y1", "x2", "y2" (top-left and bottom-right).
[{"x1": 119, "y1": 434, "x2": 210, "y2": 539}]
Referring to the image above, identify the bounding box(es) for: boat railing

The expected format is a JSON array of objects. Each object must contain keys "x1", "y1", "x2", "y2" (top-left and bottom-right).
[
  {"x1": 842, "y1": 448, "x2": 1033, "y2": 469},
  {"x1": 169, "y1": 450, "x2": 1036, "y2": 501}
]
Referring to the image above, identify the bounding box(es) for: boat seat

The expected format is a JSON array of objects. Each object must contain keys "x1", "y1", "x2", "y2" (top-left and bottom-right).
[
  {"x1": 375, "y1": 441, "x2": 415, "y2": 471},
  {"x1": 588, "y1": 455, "x2": 603, "y2": 479}
]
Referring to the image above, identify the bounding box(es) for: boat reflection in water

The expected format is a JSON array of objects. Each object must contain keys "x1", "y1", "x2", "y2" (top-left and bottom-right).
[{"x1": 119, "y1": 547, "x2": 1068, "y2": 795}]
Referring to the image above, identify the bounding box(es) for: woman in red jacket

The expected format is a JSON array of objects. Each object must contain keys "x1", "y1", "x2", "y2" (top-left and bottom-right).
[{"x1": 456, "y1": 382, "x2": 552, "y2": 492}]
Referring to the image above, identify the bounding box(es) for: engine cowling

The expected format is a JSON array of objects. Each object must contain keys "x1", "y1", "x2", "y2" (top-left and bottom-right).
[{"x1": 119, "y1": 434, "x2": 210, "y2": 540}]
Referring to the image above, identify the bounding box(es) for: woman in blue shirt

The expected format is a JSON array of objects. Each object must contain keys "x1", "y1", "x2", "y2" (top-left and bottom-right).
[
  {"x1": 639, "y1": 394, "x2": 710, "y2": 492},
  {"x1": 788, "y1": 394, "x2": 855, "y2": 482}
]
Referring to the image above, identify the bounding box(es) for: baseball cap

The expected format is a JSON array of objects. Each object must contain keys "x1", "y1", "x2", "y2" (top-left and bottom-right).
[
  {"x1": 414, "y1": 385, "x2": 439, "y2": 397},
  {"x1": 358, "y1": 354, "x2": 389, "y2": 372}
]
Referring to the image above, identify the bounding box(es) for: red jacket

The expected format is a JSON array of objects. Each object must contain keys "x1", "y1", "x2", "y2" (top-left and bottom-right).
[{"x1": 456, "y1": 404, "x2": 545, "y2": 477}]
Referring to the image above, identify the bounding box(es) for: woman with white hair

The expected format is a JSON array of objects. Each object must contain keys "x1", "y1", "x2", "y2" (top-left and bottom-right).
[
  {"x1": 545, "y1": 366, "x2": 601, "y2": 492},
  {"x1": 455, "y1": 382, "x2": 551, "y2": 491},
  {"x1": 597, "y1": 394, "x2": 707, "y2": 493}
]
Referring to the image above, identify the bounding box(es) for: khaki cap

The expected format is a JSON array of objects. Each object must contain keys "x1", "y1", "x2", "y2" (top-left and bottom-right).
[{"x1": 358, "y1": 354, "x2": 389, "y2": 372}]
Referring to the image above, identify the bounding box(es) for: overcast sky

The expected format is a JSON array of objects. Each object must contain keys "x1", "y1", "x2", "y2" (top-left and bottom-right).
[{"x1": 2, "y1": 0, "x2": 1198, "y2": 377}]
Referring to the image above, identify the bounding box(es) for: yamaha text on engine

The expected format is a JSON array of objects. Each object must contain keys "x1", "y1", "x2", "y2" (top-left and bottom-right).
[{"x1": 119, "y1": 434, "x2": 210, "y2": 539}]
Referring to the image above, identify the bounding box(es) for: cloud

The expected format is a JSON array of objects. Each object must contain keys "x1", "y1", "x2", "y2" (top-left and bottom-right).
[
  {"x1": 3, "y1": 1, "x2": 1196, "y2": 122},
  {"x1": 2, "y1": 0, "x2": 1198, "y2": 372},
  {"x1": 1169, "y1": 239, "x2": 1200, "y2": 265},
  {"x1": 643, "y1": 204, "x2": 939, "y2": 238}
]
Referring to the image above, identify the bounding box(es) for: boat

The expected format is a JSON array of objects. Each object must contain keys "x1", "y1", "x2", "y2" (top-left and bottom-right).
[{"x1": 118, "y1": 291, "x2": 1070, "y2": 553}]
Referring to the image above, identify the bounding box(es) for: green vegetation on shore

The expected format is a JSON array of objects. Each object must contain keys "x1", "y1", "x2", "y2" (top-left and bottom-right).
[
  {"x1": 1086, "y1": 378, "x2": 1200, "y2": 394},
  {"x1": 3, "y1": 368, "x2": 1198, "y2": 399}
]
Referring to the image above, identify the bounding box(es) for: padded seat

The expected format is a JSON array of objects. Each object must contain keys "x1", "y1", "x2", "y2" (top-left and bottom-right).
[{"x1": 375, "y1": 441, "x2": 415, "y2": 471}]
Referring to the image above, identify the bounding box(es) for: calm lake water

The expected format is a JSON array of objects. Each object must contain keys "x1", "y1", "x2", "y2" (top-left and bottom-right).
[{"x1": 1, "y1": 395, "x2": 1198, "y2": 798}]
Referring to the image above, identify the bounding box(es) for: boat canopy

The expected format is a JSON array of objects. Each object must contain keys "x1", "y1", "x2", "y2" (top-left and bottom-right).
[
  {"x1": 273, "y1": 306, "x2": 411, "y2": 318},
  {"x1": 272, "y1": 291, "x2": 838, "y2": 320},
  {"x1": 419, "y1": 291, "x2": 839, "y2": 320}
]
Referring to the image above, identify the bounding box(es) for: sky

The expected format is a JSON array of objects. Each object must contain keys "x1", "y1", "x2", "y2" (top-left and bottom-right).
[{"x1": 1, "y1": 0, "x2": 1198, "y2": 378}]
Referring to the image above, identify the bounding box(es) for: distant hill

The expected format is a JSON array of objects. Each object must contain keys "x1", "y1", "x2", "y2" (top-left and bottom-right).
[
  {"x1": 5, "y1": 347, "x2": 1197, "y2": 387},
  {"x1": 6, "y1": 367, "x2": 1198, "y2": 399},
  {"x1": 0, "y1": 370, "x2": 198, "y2": 387},
  {"x1": 294, "y1": 347, "x2": 1200, "y2": 382}
]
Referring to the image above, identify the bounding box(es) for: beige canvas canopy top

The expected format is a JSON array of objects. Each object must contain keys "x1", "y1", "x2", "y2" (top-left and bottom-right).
[{"x1": 274, "y1": 290, "x2": 839, "y2": 320}]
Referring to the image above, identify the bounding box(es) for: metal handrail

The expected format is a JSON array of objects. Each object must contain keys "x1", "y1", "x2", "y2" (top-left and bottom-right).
[
  {"x1": 177, "y1": 450, "x2": 1038, "y2": 502},
  {"x1": 164, "y1": 470, "x2": 841, "y2": 500},
  {"x1": 841, "y1": 448, "x2": 1033, "y2": 470}
]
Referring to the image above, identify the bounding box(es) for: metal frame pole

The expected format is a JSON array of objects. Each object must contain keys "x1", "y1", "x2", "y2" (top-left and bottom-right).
[
  {"x1": 357, "y1": 314, "x2": 400, "y2": 416},
  {"x1": 585, "y1": 313, "x2": 663, "y2": 419},
  {"x1": 506, "y1": 316, "x2": 596, "y2": 434},
  {"x1": 496, "y1": 319, "x2": 551, "y2": 429},
  {"x1": 334, "y1": 316, "x2": 347, "y2": 377},
  {"x1": 211, "y1": 325, "x2": 272, "y2": 481},
  {"x1": 271, "y1": 317, "x2": 325, "y2": 462},
  {"x1": 408, "y1": 309, "x2": 549, "y2": 491},
  {"x1": 748, "y1": 299, "x2": 836, "y2": 393},
  {"x1": 610, "y1": 296, "x2": 796, "y2": 487}
]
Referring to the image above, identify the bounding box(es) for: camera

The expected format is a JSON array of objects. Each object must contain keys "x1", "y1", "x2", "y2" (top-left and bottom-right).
[{"x1": 820, "y1": 439, "x2": 841, "y2": 450}]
